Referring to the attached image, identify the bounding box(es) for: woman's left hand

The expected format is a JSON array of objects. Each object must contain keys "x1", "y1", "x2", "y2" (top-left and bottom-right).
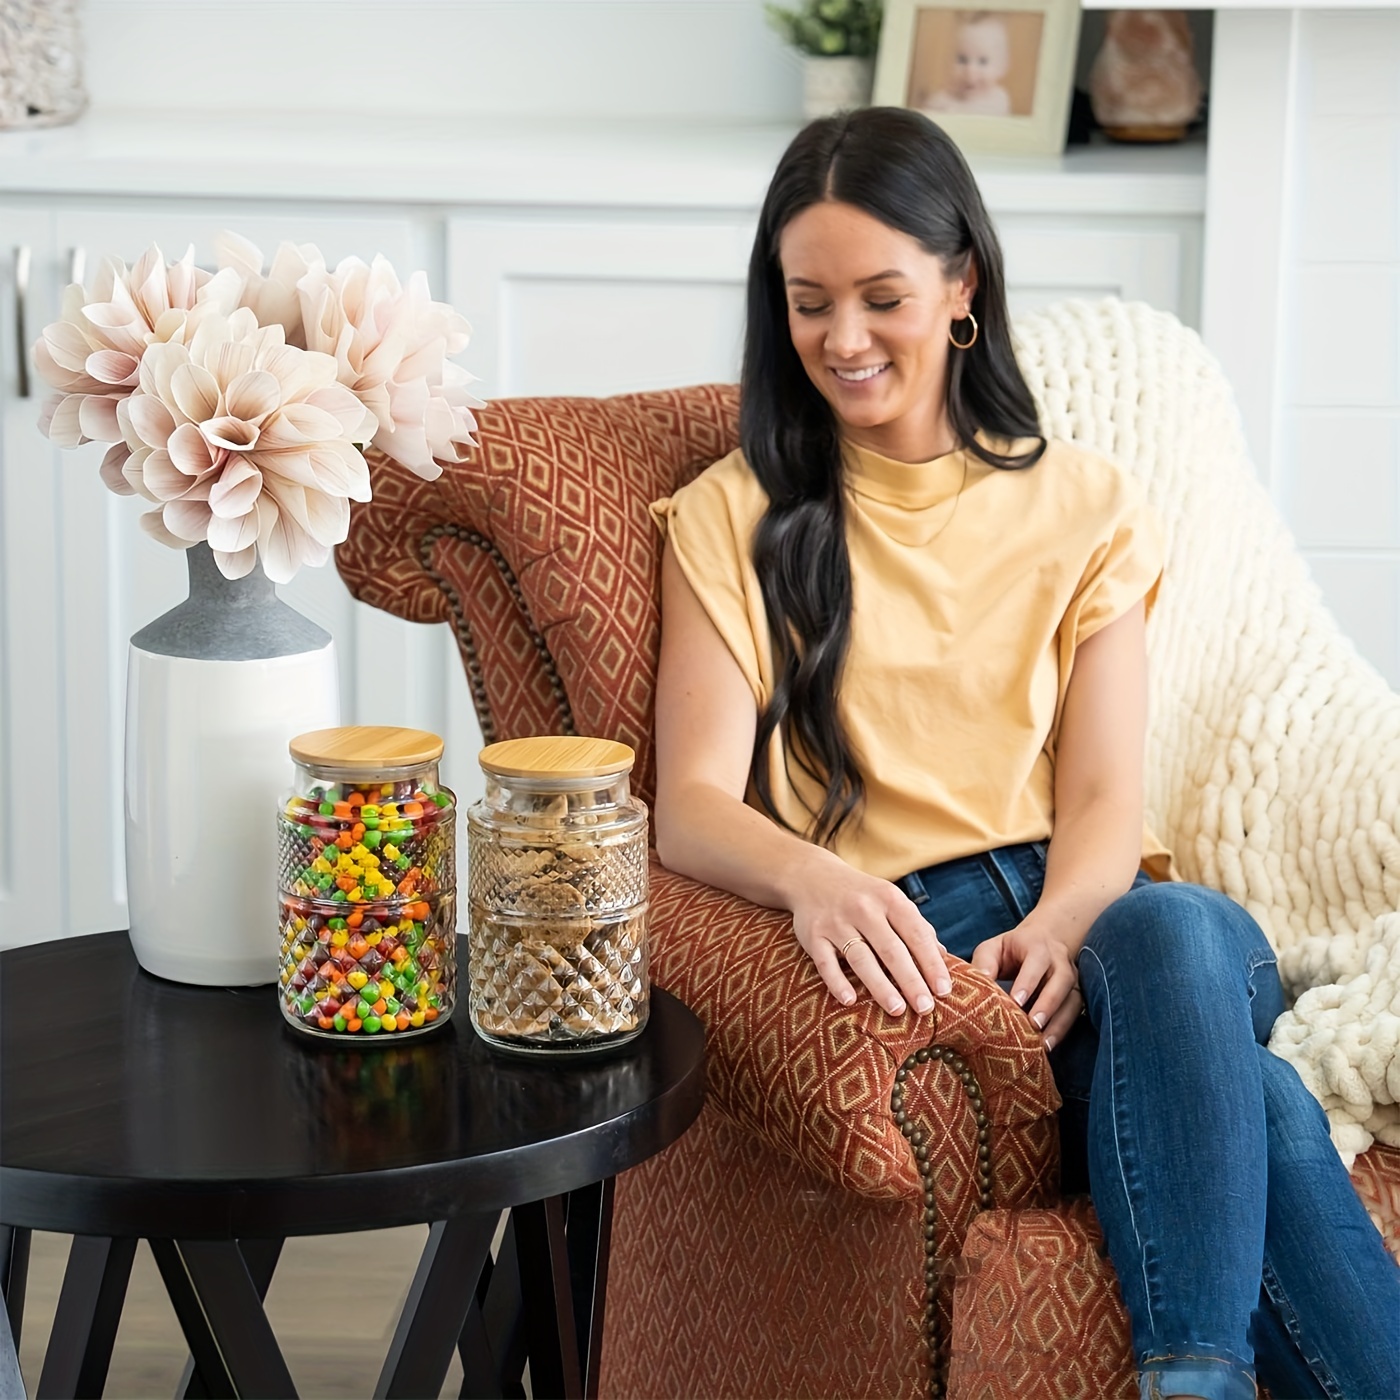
[{"x1": 970, "y1": 916, "x2": 1083, "y2": 1050}]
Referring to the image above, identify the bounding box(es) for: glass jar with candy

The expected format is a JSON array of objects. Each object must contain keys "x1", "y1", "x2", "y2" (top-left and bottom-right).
[{"x1": 277, "y1": 726, "x2": 456, "y2": 1039}]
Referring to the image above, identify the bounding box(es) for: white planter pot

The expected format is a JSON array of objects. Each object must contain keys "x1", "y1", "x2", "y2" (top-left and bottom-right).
[
  {"x1": 802, "y1": 55, "x2": 874, "y2": 121},
  {"x1": 123, "y1": 544, "x2": 341, "y2": 987}
]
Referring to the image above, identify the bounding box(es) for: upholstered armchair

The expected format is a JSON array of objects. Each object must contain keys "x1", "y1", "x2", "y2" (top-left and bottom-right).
[{"x1": 338, "y1": 301, "x2": 1400, "y2": 1399}]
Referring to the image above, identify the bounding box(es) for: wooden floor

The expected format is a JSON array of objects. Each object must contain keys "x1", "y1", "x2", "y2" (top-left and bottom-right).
[{"x1": 15, "y1": 1226, "x2": 474, "y2": 1398}]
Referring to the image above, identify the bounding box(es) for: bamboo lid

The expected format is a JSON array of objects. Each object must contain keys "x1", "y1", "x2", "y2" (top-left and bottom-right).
[
  {"x1": 479, "y1": 736, "x2": 635, "y2": 780},
  {"x1": 289, "y1": 726, "x2": 444, "y2": 772}
]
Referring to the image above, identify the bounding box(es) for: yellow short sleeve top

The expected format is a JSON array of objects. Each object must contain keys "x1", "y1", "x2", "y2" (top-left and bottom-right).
[{"x1": 651, "y1": 436, "x2": 1169, "y2": 882}]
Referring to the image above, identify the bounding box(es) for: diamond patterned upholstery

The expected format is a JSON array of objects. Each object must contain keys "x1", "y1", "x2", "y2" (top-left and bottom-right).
[
  {"x1": 338, "y1": 382, "x2": 1400, "y2": 1398},
  {"x1": 1352, "y1": 1145, "x2": 1400, "y2": 1260},
  {"x1": 948, "y1": 1201, "x2": 1137, "y2": 1400},
  {"x1": 646, "y1": 856, "x2": 1059, "y2": 1200}
]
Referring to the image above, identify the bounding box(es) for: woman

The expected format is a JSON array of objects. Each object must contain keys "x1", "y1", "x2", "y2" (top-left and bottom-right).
[{"x1": 651, "y1": 109, "x2": 1399, "y2": 1400}]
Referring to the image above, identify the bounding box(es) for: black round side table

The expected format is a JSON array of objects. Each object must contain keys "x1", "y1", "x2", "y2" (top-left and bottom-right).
[{"x1": 0, "y1": 932, "x2": 705, "y2": 1399}]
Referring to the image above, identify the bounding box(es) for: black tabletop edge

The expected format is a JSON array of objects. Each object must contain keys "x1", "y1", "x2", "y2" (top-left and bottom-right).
[
  {"x1": 0, "y1": 1049, "x2": 705, "y2": 1238},
  {"x1": 2, "y1": 934, "x2": 708, "y2": 1239}
]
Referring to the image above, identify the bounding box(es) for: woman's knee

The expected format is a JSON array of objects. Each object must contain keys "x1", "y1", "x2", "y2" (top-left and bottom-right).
[
  {"x1": 1081, "y1": 883, "x2": 1281, "y2": 1018},
  {"x1": 1087, "y1": 882, "x2": 1262, "y2": 958}
]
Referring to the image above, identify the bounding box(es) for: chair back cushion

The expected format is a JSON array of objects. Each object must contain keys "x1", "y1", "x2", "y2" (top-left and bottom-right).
[{"x1": 338, "y1": 385, "x2": 739, "y2": 808}]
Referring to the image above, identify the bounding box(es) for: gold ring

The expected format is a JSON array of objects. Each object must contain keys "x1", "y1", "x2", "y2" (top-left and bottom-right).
[{"x1": 839, "y1": 936, "x2": 863, "y2": 959}]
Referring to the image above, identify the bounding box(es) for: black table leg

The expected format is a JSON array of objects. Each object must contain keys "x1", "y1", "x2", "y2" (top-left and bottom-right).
[
  {"x1": 150, "y1": 1240, "x2": 297, "y2": 1399},
  {"x1": 459, "y1": 1214, "x2": 526, "y2": 1400},
  {"x1": 513, "y1": 1197, "x2": 581, "y2": 1400},
  {"x1": 0, "y1": 1228, "x2": 30, "y2": 1351},
  {"x1": 176, "y1": 1240, "x2": 283, "y2": 1400},
  {"x1": 374, "y1": 1213, "x2": 498, "y2": 1400},
  {"x1": 454, "y1": 1252, "x2": 496, "y2": 1400},
  {"x1": 35, "y1": 1235, "x2": 136, "y2": 1400},
  {"x1": 564, "y1": 1179, "x2": 615, "y2": 1400},
  {"x1": 467, "y1": 1186, "x2": 614, "y2": 1400}
]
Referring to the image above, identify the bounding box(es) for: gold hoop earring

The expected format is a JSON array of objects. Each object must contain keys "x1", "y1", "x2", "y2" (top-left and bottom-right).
[{"x1": 949, "y1": 312, "x2": 978, "y2": 350}]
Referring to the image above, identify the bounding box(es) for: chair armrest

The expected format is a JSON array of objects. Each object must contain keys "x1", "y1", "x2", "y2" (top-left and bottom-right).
[{"x1": 648, "y1": 855, "x2": 1061, "y2": 1201}]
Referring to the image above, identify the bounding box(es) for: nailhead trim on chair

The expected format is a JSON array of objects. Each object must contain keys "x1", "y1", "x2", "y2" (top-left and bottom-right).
[
  {"x1": 418, "y1": 523, "x2": 577, "y2": 744},
  {"x1": 893, "y1": 1045, "x2": 995, "y2": 1399}
]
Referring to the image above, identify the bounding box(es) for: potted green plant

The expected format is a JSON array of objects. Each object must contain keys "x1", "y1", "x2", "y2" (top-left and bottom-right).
[{"x1": 766, "y1": 0, "x2": 882, "y2": 120}]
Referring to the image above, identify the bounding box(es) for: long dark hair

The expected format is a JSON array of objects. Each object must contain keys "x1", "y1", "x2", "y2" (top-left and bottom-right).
[{"x1": 742, "y1": 107, "x2": 1044, "y2": 845}]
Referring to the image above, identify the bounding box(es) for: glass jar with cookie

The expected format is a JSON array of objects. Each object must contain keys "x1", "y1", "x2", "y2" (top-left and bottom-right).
[{"x1": 466, "y1": 737, "x2": 649, "y2": 1054}]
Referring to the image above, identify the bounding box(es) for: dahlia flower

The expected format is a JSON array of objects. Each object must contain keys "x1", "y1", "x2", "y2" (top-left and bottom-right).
[
  {"x1": 35, "y1": 234, "x2": 480, "y2": 582},
  {"x1": 212, "y1": 232, "x2": 315, "y2": 349},
  {"x1": 120, "y1": 310, "x2": 371, "y2": 582},
  {"x1": 295, "y1": 253, "x2": 481, "y2": 478},
  {"x1": 34, "y1": 245, "x2": 243, "y2": 492},
  {"x1": 214, "y1": 233, "x2": 480, "y2": 477}
]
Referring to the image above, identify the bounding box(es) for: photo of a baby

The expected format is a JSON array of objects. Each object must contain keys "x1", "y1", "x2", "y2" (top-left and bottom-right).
[
  {"x1": 909, "y1": 8, "x2": 1044, "y2": 120},
  {"x1": 873, "y1": 0, "x2": 1079, "y2": 154}
]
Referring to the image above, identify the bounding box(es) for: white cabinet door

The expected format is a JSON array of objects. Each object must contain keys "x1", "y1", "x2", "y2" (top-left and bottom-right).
[
  {"x1": 447, "y1": 213, "x2": 755, "y2": 399},
  {"x1": 999, "y1": 217, "x2": 1202, "y2": 327},
  {"x1": 0, "y1": 205, "x2": 64, "y2": 945},
  {"x1": 49, "y1": 203, "x2": 466, "y2": 936}
]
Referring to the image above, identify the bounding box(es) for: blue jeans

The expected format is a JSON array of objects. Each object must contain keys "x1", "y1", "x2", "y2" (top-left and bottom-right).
[{"x1": 898, "y1": 841, "x2": 1400, "y2": 1400}]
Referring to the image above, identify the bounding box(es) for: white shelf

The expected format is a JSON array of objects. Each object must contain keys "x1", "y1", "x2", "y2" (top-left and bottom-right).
[
  {"x1": 0, "y1": 109, "x2": 1205, "y2": 215},
  {"x1": 971, "y1": 137, "x2": 1206, "y2": 216}
]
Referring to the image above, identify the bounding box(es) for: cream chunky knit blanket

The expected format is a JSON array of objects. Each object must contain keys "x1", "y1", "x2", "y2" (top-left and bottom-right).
[{"x1": 1014, "y1": 300, "x2": 1400, "y2": 1167}]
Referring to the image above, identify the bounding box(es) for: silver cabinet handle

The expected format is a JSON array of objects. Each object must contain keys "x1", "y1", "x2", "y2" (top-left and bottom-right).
[
  {"x1": 68, "y1": 245, "x2": 86, "y2": 291},
  {"x1": 13, "y1": 245, "x2": 31, "y2": 400}
]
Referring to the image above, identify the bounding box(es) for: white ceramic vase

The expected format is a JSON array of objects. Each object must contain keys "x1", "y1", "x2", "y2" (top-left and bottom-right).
[
  {"x1": 802, "y1": 55, "x2": 874, "y2": 120},
  {"x1": 125, "y1": 544, "x2": 340, "y2": 986}
]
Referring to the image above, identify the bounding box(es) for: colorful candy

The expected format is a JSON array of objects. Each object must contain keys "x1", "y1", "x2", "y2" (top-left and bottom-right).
[{"x1": 277, "y1": 776, "x2": 455, "y2": 1038}]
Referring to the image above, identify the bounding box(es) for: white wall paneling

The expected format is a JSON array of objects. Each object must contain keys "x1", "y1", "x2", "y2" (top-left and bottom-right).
[
  {"x1": 1197, "y1": 8, "x2": 1400, "y2": 686},
  {"x1": 1200, "y1": 7, "x2": 1297, "y2": 484},
  {"x1": 1304, "y1": 555, "x2": 1400, "y2": 688},
  {"x1": 1272, "y1": 10, "x2": 1400, "y2": 686},
  {"x1": 1281, "y1": 413, "x2": 1400, "y2": 552}
]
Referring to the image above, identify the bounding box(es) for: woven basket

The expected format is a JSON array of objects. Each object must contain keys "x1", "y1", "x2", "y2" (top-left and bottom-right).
[{"x1": 0, "y1": 0, "x2": 87, "y2": 130}]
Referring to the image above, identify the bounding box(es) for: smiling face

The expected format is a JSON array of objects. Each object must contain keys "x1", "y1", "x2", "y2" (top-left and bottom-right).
[
  {"x1": 778, "y1": 199, "x2": 976, "y2": 463},
  {"x1": 951, "y1": 18, "x2": 1010, "y2": 95}
]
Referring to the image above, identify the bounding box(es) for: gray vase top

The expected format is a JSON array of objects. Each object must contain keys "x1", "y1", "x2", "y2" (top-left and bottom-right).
[{"x1": 130, "y1": 542, "x2": 333, "y2": 661}]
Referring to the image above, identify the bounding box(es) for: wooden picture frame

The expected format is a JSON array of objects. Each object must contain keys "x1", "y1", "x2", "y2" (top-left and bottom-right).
[{"x1": 873, "y1": 0, "x2": 1082, "y2": 156}]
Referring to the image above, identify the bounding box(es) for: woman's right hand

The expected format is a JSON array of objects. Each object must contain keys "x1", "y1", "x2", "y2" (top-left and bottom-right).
[
  {"x1": 789, "y1": 853, "x2": 952, "y2": 1016},
  {"x1": 654, "y1": 540, "x2": 950, "y2": 1019}
]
